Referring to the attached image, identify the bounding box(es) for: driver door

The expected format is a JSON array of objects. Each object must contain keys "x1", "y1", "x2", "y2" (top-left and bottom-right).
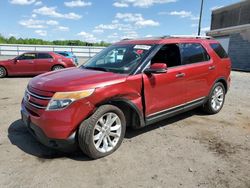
[
  {"x1": 143, "y1": 67, "x2": 185, "y2": 116},
  {"x1": 143, "y1": 44, "x2": 186, "y2": 123},
  {"x1": 14, "y1": 53, "x2": 36, "y2": 75}
]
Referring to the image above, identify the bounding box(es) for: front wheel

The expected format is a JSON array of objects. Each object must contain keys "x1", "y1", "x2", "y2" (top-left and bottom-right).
[
  {"x1": 0, "y1": 67, "x2": 7, "y2": 78},
  {"x1": 202, "y1": 82, "x2": 226, "y2": 114},
  {"x1": 78, "y1": 105, "x2": 126, "y2": 159}
]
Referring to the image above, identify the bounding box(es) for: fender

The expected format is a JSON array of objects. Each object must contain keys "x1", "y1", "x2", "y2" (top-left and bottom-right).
[
  {"x1": 105, "y1": 98, "x2": 146, "y2": 129},
  {"x1": 212, "y1": 77, "x2": 228, "y2": 93}
]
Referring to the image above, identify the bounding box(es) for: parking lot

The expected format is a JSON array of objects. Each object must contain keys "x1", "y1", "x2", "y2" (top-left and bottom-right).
[{"x1": 0, "y1": 71, "x2": 249, "y2": 188}]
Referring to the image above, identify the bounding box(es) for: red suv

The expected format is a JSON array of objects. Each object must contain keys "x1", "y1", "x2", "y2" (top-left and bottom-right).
[
  {"x1": 21, "y1": 36, "x2": 231, "y2": 158},
  {"x1": 0, "y1": 52, "x2": 76, "y2": 78}
]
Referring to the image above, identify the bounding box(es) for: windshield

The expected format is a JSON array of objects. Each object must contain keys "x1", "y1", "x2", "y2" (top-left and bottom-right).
[{"x1": 81, "y1": 44, "x2": 152, "y2": 74}]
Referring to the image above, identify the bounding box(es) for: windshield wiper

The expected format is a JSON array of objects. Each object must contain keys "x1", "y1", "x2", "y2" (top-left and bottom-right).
[{"x1": 83, "y1": 66, "x2": 108, "y2": 72}]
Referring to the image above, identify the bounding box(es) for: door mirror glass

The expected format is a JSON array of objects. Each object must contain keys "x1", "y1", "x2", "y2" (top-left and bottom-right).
[
  {"x1": 14, "y1": 59, "x2": 19, "y2": 63},
  {"x1": 144, "y1": 63, "x2": 167, "y2": 74}
]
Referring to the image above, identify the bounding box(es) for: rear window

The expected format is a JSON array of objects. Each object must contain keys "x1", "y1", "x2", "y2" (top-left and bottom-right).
[
  {"x1": 210, "y1": 43, "x2": 228, "y2": 58},
  {"x1": 58, "y1": 52, "x2": 69, "y2": 57},
  {"x1": 180, "y1": 43, "x2": 210, "y2": 65}
]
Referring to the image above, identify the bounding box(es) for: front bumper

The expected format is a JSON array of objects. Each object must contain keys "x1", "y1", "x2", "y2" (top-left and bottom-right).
[
  {"x1": 21, "y1": 107, "x2": 77, "y2": 151},
  {"x1": 21, "y1": 97, "x2": 95, "y2": 151}
]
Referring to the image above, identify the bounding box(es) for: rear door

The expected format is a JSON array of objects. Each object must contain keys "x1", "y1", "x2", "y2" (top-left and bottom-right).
[
  {"x1": 34, "y1": 53, "x2": 54, "y2": 73},
  {"x1": 13, "y1": 53, "x2": 36, "y2": 75},
  {"x1": 179, "y1": 42, "x2": 216, "y2": 102}
]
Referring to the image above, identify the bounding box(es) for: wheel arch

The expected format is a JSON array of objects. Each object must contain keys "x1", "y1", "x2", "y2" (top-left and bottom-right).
[
  {"x1": 214, "y1": 77, "x2": 228, "y2": 93},
  {"x1": 97, "y1": 98, "x2": 145, "y2": 129}
]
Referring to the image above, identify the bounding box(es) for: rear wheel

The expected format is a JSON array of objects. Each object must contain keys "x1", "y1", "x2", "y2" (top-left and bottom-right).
[
  {"x1": 52, "y1": 65, "x2": 64, "y2": 71},
  {"x1": 0, "y1": 67, "x2": 7, "y2": 78},
  {"x1": 203, "y1": 82, "x2": 225, "y2": 114},
  {"x1": 78, "y1": 105, "x2": 126, "y2": 159}
]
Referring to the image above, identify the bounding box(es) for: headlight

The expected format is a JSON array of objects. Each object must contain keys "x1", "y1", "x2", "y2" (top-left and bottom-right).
[{"x1": 46, "y1": 89, "x2": 95, "y2": 111}]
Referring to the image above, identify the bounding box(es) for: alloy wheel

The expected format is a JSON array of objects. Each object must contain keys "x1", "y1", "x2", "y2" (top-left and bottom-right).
[
  {"x1": 0, "y1": 67, "x2": 6, "y2": 78},
  {"x1": 211, "y1": 85, "x2": 224, "y2": 111},
  {"x1": 53, "y1": 66, "x2": 63, "y2": 71},
  {"x1": 93, "y1": 112, "x2": 122, "y2": 153}
]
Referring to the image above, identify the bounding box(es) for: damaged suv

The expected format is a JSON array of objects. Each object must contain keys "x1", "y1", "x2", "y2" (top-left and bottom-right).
[{"x1": 21, "y1": 36, "x2": 231, "y2": 159}]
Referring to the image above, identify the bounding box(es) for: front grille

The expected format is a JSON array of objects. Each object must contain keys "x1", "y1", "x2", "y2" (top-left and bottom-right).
[
  {"x1": 26, "y1": 89, "x2": 51, "y2": 100},
  {"x1": 25, "y1": 99, "x2": 47, "y2": 109},
  {"x1": 24, "y1": 86, "x2": 54, "y2": 110}
]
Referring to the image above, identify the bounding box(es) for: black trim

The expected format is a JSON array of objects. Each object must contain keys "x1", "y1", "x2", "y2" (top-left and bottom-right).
[
  {"x1": 106, "y1": 98, "x2": 146, "y2": 128},
  {"x1": 144, "y1": 68, "x2": 167, "y2": 74},
  {"x1": 146, "y1": 97, "x2": 206, "y2": 125},
  {"x1": 213, "y1": 77, "x2": 228, "y2": 93}
]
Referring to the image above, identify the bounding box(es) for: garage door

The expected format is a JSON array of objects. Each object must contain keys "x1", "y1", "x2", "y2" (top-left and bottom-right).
[{"x1": 215, "y1": 36, "x2": 230, "y2": 53}]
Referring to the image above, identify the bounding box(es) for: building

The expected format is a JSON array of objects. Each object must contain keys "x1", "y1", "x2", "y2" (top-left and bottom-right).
[{"x1": 207, "y1": 0, "x2": 250, "y2": 71}]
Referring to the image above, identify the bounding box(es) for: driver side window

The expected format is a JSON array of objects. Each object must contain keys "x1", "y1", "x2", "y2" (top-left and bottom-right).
[
  {"x1": 151, "y1": 44, "x2": 181, "y2": 68},
  {"x1": 18, "y1": 53, "x2": 36, "y2": 60}
]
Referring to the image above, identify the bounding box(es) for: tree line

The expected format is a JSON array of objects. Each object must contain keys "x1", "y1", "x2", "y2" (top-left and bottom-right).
[{"x1": 0, "y1": 34, "x2": 110, "y2": 47}]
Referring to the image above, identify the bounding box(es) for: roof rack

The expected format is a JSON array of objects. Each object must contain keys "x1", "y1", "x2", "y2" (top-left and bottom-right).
[
  {"x1": 121, "y1": 35, "x2": 212, "y2": 41},
  {"x1": 167, "y1": 35, "x2": 212, "y2": 39},
  {"x1": 122, "y1": 37, "x2": 164, "y2": 40}
]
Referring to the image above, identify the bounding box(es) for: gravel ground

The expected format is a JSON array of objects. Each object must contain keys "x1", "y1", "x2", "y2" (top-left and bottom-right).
[{"x1": 0, "y1": 71, "x2": 249, "y2": 188}]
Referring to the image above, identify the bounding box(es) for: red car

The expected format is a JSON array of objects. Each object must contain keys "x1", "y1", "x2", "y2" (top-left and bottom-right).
[
  {"x1": 21, "y1": 36, "x2": 231, "y2": 159},
  {"x1": 0, "y1": 52, "x2": 76, "y2": 78}
]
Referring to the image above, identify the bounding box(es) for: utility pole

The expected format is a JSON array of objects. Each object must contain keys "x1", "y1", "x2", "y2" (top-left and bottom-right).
[{"x1": 198, "y1": 0, "x2": 204, "y2": 35}]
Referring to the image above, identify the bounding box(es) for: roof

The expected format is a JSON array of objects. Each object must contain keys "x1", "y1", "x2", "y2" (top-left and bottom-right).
[
  {"x1": 207, "y1": 24, "x2": 250, "y2": 37},
  {"x1": 19, "y1": 51, "x2": 56, "y2": 54},
  {"x1": 212, "y1": 0, "x2": 248, "y2": 13},
  {"x1": 116, "y1": 35, "x2": 216, "y2": 45}
]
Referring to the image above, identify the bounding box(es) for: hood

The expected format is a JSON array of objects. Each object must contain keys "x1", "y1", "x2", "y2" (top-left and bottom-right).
[
  {"x1": 0, "y1": 59, "x2": 12, "y2": 64},
  {"x1": 29, "y1": 67, "x2": 128, "y2": 92}
]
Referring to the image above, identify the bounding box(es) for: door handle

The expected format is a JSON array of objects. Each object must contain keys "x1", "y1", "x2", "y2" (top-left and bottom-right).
[
  {"x1": 209, "y1": 65, "x2": 216, "y2": 70},
  {"x1": 176, "y1": 73, "x2": 185, "y2": 78}
]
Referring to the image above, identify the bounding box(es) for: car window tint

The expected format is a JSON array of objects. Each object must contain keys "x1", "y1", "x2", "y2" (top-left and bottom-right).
[
  {"x1": 151, "y1": 44, "x2": 181, "y2": 68},
  {"x1": 37, "y1": 53, "x2": 53, "y2": 59},
  {"x1": 18, "y1": 53, "x2": 36, "y2": 60},
  {"x1": 210, "y1": 43, "x2": 228, "y2": 58},
  {"x1": 56, "y1": 52, "x2": 70, "y2": 57},
  {"x1": 180, "y1": 43, "x2": 210, "y2": 65}
]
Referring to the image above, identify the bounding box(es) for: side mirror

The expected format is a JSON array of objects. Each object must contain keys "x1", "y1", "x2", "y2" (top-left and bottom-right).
[
  {"x1": 14, "y1": 59, "x2": 19, "y2": 63},
  {"x1": 144, "y1": 63, "x2": 167, "y2": 74}
]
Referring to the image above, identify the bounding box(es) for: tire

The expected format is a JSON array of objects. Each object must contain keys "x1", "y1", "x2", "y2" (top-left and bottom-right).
[
  {"x1": 0, "y1": 66, "x2": 7, "y2": 78},
  {"x1": 52, "y1": 65, "x2": 64, "y2": 71},
  {"x1": 202, "y1": 82, "x2": 226, "y2": 114},
  {"x1": 78, "y1": 105, "x2": 126, "y2": 159}
]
